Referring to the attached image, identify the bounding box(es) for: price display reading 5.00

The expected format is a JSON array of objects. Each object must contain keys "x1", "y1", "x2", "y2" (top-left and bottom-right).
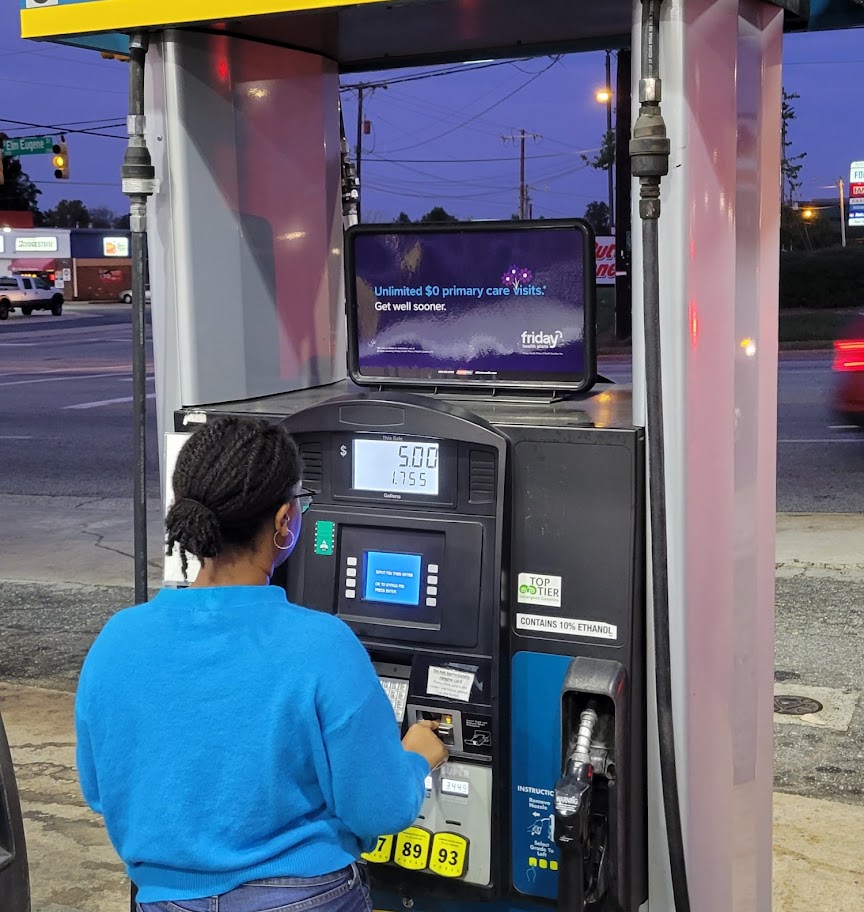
[{"x1": 353, "y1": 439, "x2": 440, "y2": 496}]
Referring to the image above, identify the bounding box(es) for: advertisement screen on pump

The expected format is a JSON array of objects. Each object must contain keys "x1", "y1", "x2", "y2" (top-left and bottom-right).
[{"x1": 345, "y1": 219, "x2": 596, "y2": 392}]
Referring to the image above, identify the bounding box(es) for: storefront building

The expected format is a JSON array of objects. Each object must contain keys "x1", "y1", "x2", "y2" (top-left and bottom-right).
[{"x1": 0, "y1": 227, "x2": 132, "y2": 301}]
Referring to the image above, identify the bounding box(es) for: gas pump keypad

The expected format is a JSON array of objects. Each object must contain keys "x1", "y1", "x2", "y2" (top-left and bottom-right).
[{"x1": 378, "y1": 677, "x2": 409, "y2": 723}]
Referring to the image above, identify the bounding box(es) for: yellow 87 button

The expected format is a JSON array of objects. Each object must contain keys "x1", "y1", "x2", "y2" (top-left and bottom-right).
[
  {"x1": 429, "y1": 833, "x2": 469, "y2": 878},
  {"x1": 361, "y1": 834, "x2": 394, "y2": 864},
  {"x1": 394, "y1": 827, "x2": 432, "y2": 870}
]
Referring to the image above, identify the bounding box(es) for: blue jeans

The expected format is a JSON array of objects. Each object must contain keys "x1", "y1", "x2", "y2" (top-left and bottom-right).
[{"x1": 138, "y1": 864, "x2": 372, "y2": 912}]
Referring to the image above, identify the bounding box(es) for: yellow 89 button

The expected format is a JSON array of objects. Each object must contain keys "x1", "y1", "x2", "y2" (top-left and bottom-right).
[
  {"x1": 394, "y1": 827, "x2": 432, "y2": 870},
  {"x1": 361, "y1": 834, "x2": 394, "y2": 864},
  {"x1": 429, "y1": 833, "x2": 469, "y2": 879}
]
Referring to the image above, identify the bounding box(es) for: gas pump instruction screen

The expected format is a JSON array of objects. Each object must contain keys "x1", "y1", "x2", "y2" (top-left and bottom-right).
[
  {"x1": 345, "y1": 219, "x2": 596, "y2": 391},
  {"x1": 339, "y1": 526, "x2": 444, "y2": 629},
  {"x1": 363, "y1": 551, "x2": 422, "y2": 605}
]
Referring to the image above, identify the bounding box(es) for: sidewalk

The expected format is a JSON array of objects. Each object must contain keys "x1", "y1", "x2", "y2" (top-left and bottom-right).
[{"x1": 0, "y1": 504, "x2": 862, "y2": 911}]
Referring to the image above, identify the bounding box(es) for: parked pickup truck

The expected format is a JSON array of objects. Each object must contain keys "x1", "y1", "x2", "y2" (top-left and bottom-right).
[{"x1": 0, "y1": 275, "x2": 64, "y2": 320}]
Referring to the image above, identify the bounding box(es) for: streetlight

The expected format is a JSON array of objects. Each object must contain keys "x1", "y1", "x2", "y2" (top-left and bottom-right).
[
  {"x1": 595, "y1": 50, "x2": 614, "y2": 234},
  {"x1": 595, "y1": 88, "x2": 612, "y2": 105}
]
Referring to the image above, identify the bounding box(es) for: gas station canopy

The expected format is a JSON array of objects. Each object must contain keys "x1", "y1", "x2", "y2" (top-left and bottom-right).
[{"x1": 21, "y1": 0, "x2": 862, "y2": 70}]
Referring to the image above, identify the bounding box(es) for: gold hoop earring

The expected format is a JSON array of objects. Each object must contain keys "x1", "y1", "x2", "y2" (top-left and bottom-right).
[{"x1": 274, "y1": 529, "x2": 295, "y2": 552}]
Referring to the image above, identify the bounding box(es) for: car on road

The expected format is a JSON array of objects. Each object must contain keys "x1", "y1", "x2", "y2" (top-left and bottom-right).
[
  {"x1": 0, "y1": 276, "x2": 64, "y2": 320},
  {"x1": 120, "y1": 287, "x2": 151, "y2": 304},
  {"x1": 832, "y1": 311, "x2": 864, "y2": 428}
]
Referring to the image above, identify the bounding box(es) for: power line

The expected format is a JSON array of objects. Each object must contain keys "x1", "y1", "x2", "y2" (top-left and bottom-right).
[
  {"x1": 374, "y1": 57, "x2": 562, "y2": 155},
  {"x1": 0, "y1": 117, "x2": 125, "y2": 140},
  {"x1": 0, "y1": 43, "x2": 127, "y2": 71},
  {"x1": 32, "y1": 180, "x2": 121, "y2": 188},
  {"x1": 367, "y1": 152, "x2": 579, "y2": 163},
  {"x1": 0, "y1": 75, "x2": 125, "y2": 96},
  {"x1": 341, "y1": 59, "x2": 518, "y2": 92},
  {"x1": 346, "y1": 68, "x2": 587, "y2": 153}
]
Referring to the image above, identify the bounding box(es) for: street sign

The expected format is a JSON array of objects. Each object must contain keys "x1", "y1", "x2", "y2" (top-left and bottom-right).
[
  {"x1": 2, "y1": 136, "x2": 54, "y2": 157},
  {"x1": 849, "y1": 162, "x2": 864, "y2": 227}
]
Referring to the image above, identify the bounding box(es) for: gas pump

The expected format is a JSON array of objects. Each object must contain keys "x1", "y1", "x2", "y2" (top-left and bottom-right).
[{"x1": 169, "y1": 218, "x2": 648, "y2": 911}]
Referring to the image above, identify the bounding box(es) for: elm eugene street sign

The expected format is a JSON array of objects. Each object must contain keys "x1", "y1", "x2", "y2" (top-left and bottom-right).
[{"x1": 2, "y1": 135, "x2": 54, "y2": 156}]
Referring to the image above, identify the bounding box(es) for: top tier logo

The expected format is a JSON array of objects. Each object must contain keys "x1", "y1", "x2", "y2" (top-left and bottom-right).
[
  {"x1": 851, "y1": 162, "x2": 864, "y2": 184},
  {"x1": 24, "y1": 0, "x2": 59, "y2": 7}
]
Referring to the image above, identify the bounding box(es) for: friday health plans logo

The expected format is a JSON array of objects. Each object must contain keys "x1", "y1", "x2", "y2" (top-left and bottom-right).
[{"x1": 501, "y1": 266, "x2": 563, "y2": 351}]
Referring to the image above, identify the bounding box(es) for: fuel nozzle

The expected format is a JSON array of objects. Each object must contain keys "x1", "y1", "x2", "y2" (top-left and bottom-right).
[
  {"x1": 553, "y1": 704, "x2": 599, "y2": 912},
  {"x1": 553, "y1": 760, "x2": 594, "y2": 912}
]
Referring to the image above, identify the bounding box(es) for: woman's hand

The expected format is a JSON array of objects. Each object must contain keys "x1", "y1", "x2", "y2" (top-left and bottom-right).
[{"x1": 402, "y1": 720, "x2": 449, "y2": 770}]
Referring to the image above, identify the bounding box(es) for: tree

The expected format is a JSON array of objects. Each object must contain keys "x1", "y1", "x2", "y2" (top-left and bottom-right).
[
  {"x1": 0, "y1": 155, "x2": 41, "y2": 214},
  {"x1": 90, "y1": 206, "x2": 116, "y2": 229},
  {"x1": 395, "y1": 211, "x2": 412, "y2": 223},
  {"x1": 40, "y1": 199, "x2": 92, "y2": 228},
  {"x1": 584, "y1": 200, "x2": 612, "y2": 235},
  {"x1": 112, "y1": 212, "x2": 130, "y2": 229},
  {"x1": 581, "y1": 131, "x2": 615, "y2": 172},
  {"x1": 420, "y1": 206, "x2": 458, "y2": 223},
  {"x1": 781, "y1": 90, "x2": 806, "y2": 205}
]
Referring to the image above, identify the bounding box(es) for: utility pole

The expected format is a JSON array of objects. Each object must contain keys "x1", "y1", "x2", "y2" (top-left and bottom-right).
[
  {"x1": 839, "y1": 177, "x2": 847, "y2": 248},
  {"x1": 604, "y1": 49, "x2": 614, "y2": 233},
  {"x1": 355, "y1": 86, "x2": 365, "y2": 221},
  {"x1": 503, "y1": 129, "x2": 540, "y2": 219},
  {"x1": 614, "y1": 48, "x2": 632, "y2": 341}
]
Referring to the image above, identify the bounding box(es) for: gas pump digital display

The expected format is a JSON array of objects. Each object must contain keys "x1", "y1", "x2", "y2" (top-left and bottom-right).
[
  {"x1": 353, "y1": 439, "x2": 440, "y2": 496},
  {"x1": 332, "y1": 435, "x2": 456, "y2": 507}
]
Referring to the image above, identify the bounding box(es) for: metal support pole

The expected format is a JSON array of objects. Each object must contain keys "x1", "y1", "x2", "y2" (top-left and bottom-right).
[
  {"x1": 839, "y1": 178, "x2": 847, "y2": 248},
  {"x1": 519, "y1": 129, "x2": 527, "y2": 219},
  {"x1": 121, "y1": 33, "x2": 158, "y2": 908}
]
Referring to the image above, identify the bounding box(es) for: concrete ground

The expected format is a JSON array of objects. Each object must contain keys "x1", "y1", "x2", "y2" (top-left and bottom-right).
[{"x1": 0, "y1": 501, "x2": 862, "y2": 910}]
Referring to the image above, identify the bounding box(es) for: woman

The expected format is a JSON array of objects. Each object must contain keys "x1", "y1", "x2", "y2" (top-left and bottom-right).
[{"x1": 75, "y1": 416, "x2": 447, "y2": 912}]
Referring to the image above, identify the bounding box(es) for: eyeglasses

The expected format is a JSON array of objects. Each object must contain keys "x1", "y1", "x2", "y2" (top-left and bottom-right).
[{"x1": 295, "y1": 487, "x2": 315, "y2": 514}]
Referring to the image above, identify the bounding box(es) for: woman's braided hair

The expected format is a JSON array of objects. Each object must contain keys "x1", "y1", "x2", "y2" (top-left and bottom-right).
[{"x1": 166, "y1": 416, "x2": 302, "y2": 577}]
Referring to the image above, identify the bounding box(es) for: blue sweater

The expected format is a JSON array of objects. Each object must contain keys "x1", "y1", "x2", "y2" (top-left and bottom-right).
[{"x1": 75, "y1": 586, "x2": 428, "y2": 903}]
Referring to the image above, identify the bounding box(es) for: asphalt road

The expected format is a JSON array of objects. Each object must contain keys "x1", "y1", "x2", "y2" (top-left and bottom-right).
[
  {"x1": 0, "y1": 304, "x2": 159, "y2": 498},
  {"x1": 0, "y1": 305, "x2": 861, "y2": 510}
]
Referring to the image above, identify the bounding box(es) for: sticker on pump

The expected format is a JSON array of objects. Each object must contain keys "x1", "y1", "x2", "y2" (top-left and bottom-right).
[
  {"x1": 394, "y1": 826, "x2": 432, "y2": 870},
  {"x1": 516, "y1": 612, "x2": 618, "y2": 641},
  {"x1": 361, "y1": 834, "x2": 394, "y2": 865},
  {"x1": 517, "y1": 573, "x2": 562, "y2": 608},
  {"x1": 429, "y1": 832, "x2": 469, "y2": 878}
]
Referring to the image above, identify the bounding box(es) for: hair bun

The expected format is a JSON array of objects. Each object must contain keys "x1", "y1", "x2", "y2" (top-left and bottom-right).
[{"x1": 165, "y1": 497, "x2": 223, "y2": 563}]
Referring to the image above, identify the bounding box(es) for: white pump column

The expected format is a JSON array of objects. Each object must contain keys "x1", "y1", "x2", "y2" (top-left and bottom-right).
[
  {"x1": 631, "y1": 1, "x2": 782, "y2": 910},
  {"x1": 145, "y1": 30, "x2": 346, "y2": 479}
]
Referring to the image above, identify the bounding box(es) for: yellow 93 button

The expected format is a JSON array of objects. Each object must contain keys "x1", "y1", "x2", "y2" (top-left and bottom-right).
[
  {"x1": 362, "y1": 834, "x2": 394, "y2": 864},
  {"x1": 394, "y1": 827, "x2": 432, "y2": 870},
  {"x1": 429, "y1": 832, "x2": 469, "y2": 878}
]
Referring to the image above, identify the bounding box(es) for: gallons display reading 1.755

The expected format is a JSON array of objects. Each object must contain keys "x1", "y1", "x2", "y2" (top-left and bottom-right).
[{"x1": 353, "y1": 439, "x2": 440, "y2": 496}]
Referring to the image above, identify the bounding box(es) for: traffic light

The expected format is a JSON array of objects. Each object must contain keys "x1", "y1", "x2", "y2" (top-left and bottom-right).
[{"x1": 52, "y1": 141, "x2": 69, "y2": 180}]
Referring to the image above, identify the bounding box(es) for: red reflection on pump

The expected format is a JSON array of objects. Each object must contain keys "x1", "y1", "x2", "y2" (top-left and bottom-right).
[
  {"x1": 215, "y1": 58, "x2": 230, "y2": 83},
  {"x1": 689, "y1": 300, "x2": 699, "y2": 348}
]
